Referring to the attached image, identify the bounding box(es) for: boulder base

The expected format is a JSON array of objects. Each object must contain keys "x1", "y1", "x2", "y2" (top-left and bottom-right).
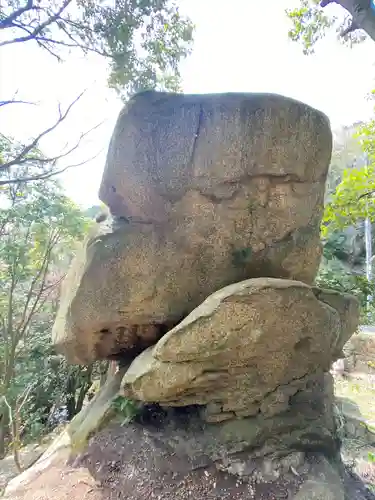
[{"x1": 6, "y1": 412, "x2": 372, "y2": 500}]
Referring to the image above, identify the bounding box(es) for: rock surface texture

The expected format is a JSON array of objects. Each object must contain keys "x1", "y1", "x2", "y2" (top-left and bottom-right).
[
  {"x1": 53, "y1": 91, "x2": 332, "y2": 365},
  {"x1": 10, "y1": 91, "x2": 371, "y2": 500}
]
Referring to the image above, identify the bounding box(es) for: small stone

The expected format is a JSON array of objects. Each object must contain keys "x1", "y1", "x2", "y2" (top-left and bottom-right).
[
  {"x1": 279, "y1": 451, "x2": 305, "y2": 473},
  {"x1": 227, "y1": 461, "x2": 246, "y2": 477},
  {"x1": 204, "y1": 412, "x2": 235, "y2": 423}
]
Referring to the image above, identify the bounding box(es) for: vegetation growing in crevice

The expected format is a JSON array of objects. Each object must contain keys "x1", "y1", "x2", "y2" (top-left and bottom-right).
[{"x1": 111, "y1": 396, "x2": 141, "y2": 426}]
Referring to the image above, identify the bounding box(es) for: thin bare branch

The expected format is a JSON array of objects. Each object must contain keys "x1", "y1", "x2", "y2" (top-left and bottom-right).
[
  {"x1": 0, "y1": 96, "x2": 103, "y2": 187},
  {"x1": 10, "y1": 119, "x2": 103, "y2": 166},
  {"x1": 3, "y1": 255, "x2": 19, "y2": 387},
  {"x1": 0, "y1": 100, "x2": 37, "y2": 107},
  {"x1": 0, "y1": 90, "x2": 87, "y2": 172},
  {"x1": 15, "y1": 230, "x2": 59, "y2": 339},
  {"x1": 0, "y1": 0, "x2": 73, "y2": 48},
  {"x1": 341, "y1": 19, "x2": 359, "y2": 37},
  {"x1": 17, "y1": 383, "x2": 35, "y2": 415},
  {"x1": 0, "y1": 148, "x2": 102, "y2": 186}
]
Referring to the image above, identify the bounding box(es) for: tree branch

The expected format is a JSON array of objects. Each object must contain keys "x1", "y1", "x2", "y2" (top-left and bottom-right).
[
  {"x1": 2, "y1": 397, "x2": 23, "y2": 473},
  {"x1": 0, "y1": 1, "x2": 34, "y2": 30},
  {"x1": 0, "y1": 0, "x2": 112, "y2": 60},
  {"x1": 0, "y1": 91, "x2": 103, "y2": 186},
  {"x1": 321, "y1": 0, "x2": 375, "y2": 43},
  {"x1": 0, "y1": 147, "x2": 102, "y2": 186},
  {"x1": 357, "y1": 189, "x2": 375, "y2": 200},
  {"x1": 341, "y1": 18, "x2": 359, "y2": 36},
  {"x1": 0, "y1": 100, "x2": 36, "y2": 107},
  {"x1": 0, "y1": 1, "x2": 73, "y2": 48}
]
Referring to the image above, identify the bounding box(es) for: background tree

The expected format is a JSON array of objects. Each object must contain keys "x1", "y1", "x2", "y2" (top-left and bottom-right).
[
  {"x1": 287, "y1": 0, "x2": 375, "y2": 305},
  {"x1": 0, "y1": 0, "x2": 194, "y2": 96},
  {"x1": 314, "y1": 122, "x2": 375, "y2": 321},
  {"x1": 0, "y1": 0, "x2": 194, "y2": 184}
]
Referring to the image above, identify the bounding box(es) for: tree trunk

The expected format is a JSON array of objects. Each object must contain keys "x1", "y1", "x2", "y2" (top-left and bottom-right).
[
  {"x1": 65, "y1": 374, "x2": 76, "y2": 421},
  {"x1": 323, "y1": 0, "x2": 375, "y2": 43},
  {"x1": 74, "y1": 365, "x2": 93, "y2": 415},
  {"x1": 0, "y1": 404, "x2": 10, "y2": 459},
  {"x1": 99, "y1": 361, "x2": 109, "y2": 388}
]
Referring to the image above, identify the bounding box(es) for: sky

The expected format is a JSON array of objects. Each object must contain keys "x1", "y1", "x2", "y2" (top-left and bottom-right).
[{"x1": 1, "y1": 0, "x2": 375, "y2": 208}]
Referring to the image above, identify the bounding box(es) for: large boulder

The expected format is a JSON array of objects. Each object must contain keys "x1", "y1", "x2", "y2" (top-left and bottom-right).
[
  {"x1": 53, "y1": 91, "x2": 332, "y2": 365},
  {"x1": 122, "y1": 279, "x2": 359, "y2": 429},
  {"x1": 99, "y1": 91, "x2": 331, "y2": 226}
]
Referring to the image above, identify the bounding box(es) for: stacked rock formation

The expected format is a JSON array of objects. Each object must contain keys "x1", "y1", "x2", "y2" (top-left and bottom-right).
[
  {"x1": 49, "y1": 91, "x2": 363, "y2": 499},
  {"x1": 53, "y1": 91, "x2": 334, "y2": 364}
]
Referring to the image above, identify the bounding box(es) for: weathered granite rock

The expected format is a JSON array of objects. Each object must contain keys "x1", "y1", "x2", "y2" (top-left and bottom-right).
[
  {"x1": 121, "y1": 278, "x2": 359, "y2": 419},
  {"x1": 53, "y1": 92, "x2": 332, "y2": 365}
]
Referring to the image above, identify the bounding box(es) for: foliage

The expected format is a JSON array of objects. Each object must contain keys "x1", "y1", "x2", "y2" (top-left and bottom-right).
[
  {"x1": 323, "y1": 165, "x2": 375, "y2": 234},
  {"x1": 0, "y1": 0, "x2": 194, "y2": 97},
  {"x1": 316, "y1": 256, "x2": 375, "y2": 322},
  {"x1": 287, "y1": 0, "x2": 336, "y2": 54},
  {"x1": 0, "y1": 161, "x2": 93, "y2": 456},
  {"x1": 322, "y1": 123, "x2": 375, "y2": 234},
  {"x1": 322, "y1": 227, "x2": 364, "y2": 266},
  {"x1": 111, "y1": 395, "x2": 140, "y2": 426},
  {"x1": 84, "y1": 205, "x2": 103, "y2": 220},
  {"x1": 317, "y1": 124, "x2": 375, "y2": 323},
  {"x1": 325, "y1": 125, "x2": 365, "y2": 198}
]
